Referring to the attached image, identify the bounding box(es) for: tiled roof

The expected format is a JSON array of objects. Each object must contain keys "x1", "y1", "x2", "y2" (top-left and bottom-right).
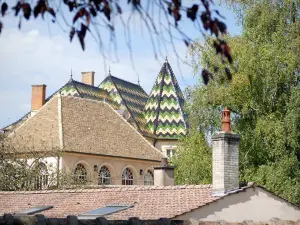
[
  {"x1": 99, "y1": 75, "x2": 153, "y2": 137},
  {"x1": 144, "y1": 60, "x2": 188, "y2": 139},
  {"x1": 9, "y1": 95, "x2": 163, "y2": 162},
  {"x1": 59, "y1": 79, "x2": 119, "y2": 109},
  {"x1": 0, "y1": 185, "x2": 219, "y2": 219}
]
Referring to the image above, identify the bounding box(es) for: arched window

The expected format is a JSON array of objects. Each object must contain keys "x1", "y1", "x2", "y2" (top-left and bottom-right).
[
  {"x1": 34, "y1": 162, "x2": 48, "y2": 190},
  {"x1": 98, "y1": 166, "x2": 111, "y2": 185},
  {"x1": 122, "y1": 168, "x2": 133, "y2": 185},
  {"x1": 74, "y1": 163, "x2": 87, "y2": 183},
  {"x1": 144, "y1": 170, "x2": 154, "y2": 186}
]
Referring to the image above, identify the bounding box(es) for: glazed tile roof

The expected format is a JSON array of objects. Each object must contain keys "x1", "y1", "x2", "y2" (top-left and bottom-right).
[
  {"x1": 144, "y1": 60, "x2": 188, "y2": 139},
  {"x1": 99, "y1": 75, "x2": 153, "y2": 137},
  {"x1": 9, "y1": 95, "x2": 163, "y2": 161},
  {"x1": 0, "y1": 185, "x2": 219, "y2": 219},
  {"x1": 59, "y1": 79, "x2": 119, "y2": 109}
]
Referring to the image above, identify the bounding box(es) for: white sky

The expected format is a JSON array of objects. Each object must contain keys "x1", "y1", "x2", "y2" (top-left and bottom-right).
[{"x1": 0, "y1": 1, "x2": 241, "y2": 128}]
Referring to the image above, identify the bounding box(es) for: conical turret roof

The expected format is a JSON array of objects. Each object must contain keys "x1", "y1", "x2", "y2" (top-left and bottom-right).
[{"x1": 144, "y1": 60, "x2": 187, "y2": 139}]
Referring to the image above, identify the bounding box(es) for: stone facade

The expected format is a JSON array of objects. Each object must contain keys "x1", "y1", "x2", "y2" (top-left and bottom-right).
[{"x1": 212, "y1": 132, "x2": 240, "y2": 196}]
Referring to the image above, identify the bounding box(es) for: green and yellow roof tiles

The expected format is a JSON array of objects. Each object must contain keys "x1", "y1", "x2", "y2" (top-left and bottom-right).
[
  {"x1": 59, "y1": 79, "x2": 119, "y2": 109},
  {"x1": 99, "y1": 75, "x2": 154, "y2": 137},
  {"x1": 144, "y1": 60, "x2": 187, "y2": 139}
]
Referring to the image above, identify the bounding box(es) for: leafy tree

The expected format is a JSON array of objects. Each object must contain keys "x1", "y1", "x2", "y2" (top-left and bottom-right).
[{"x1": 175, "y1": 0, "x2": 300, "y2": 204}]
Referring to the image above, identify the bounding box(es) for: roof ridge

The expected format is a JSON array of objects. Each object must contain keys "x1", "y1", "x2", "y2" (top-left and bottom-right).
[
  {"x1": 110, "y1": 75, "x2": 143, "y2": 89},
  {"x1": 0, "y1": 184, "x2": 213, "y2": 194}
]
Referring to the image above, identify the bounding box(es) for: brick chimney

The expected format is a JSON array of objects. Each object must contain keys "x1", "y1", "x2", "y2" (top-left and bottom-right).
[
  {"x1": 212, "y1": 106, "x2": 240, "y2": 196},
  {"x1": 31, "y1": 85, "x2": 46, "y2": 112},
  {"x1": 154, "y1": 158, "x2": 175, "y2": 186},
  {"x1": 82, "y1": 71, "x2": 95, "y2": 86}
]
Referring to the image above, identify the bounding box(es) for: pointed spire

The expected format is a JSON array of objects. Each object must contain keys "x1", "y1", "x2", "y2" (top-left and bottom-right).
[
  {"x1": 108, "y1": 66, "x2": 112, "y2": 76},
  {"x1": 165, "y1": 56, "x2": 168, "y2": 63},
  {"x1": 69, "y1": 68, "x2": 73, "y2": 82},
  {"x1": 137, "y1": 74, "x2": 140, "y2": 86}
]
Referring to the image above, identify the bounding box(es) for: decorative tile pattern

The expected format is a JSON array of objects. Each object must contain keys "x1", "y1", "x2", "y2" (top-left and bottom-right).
[
  {"x1": 99, "y1": 75, "x2": 153, "y2": 137},
  {"x1": 144, "y1": 61, "x2": 187, "y2": 139}
]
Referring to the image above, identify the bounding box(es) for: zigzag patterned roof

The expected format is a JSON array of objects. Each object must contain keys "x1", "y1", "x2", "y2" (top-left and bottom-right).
[
  {"x1": 59, "y1": 79, "x2": 119, "y2": 108},
  {"x1": 99, "y1": 75, "x2": 153, "y2": 137},
  {"x1": 144, "y1": 60, "x2": 187, "y2": 139}
]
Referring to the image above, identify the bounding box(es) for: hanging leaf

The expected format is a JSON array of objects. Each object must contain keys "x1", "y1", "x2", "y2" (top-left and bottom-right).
[
  {"x1": 187, "y1": 4, "x2": 198, "y2": 21},
  {"x1": 201, "y1": 69, "x2": 212, "y2": 85},
  {"x1": 68, "y1": 1, "x2": 74, "y2": 12},
  {"x1": 172, "y1": 0, "x2": 181, "y2": 8},
  {"x1": 47, "y1": 8, "x2": 56, "y2": 18},
  {"x1": 89, "y1": 5, "x2": 97, "y2": 17},
  {"x1": 69, "y1": 27, "x2": 75, "y2": 42},
  {"x1": 18, "y1": 17, "x2": 21, "y2": 29},
  {"x1": 12, "y1": 2, "x2": 22, "y2": 16},
  {"x1": 167, "y1": 3, "x2": 172, "y2": 15},
  {"x1": 184, "y1": 39, "x2": 189, "y2": 47},
  {"x1": 22, "y1": 3, "x2": 31, "y2": 20},
  {"x1": 77, "y1": 23, "x2": 88, "y2": 51},
  {"x1": 217, "y1": 20, "x2": 227, "y2": 34},
  {"x1": 115, "y1": 3, "x2": 122, "y2": 14},
  {"x1": 173, "y1": 7, "x2": 181, "y2": 22},
  {"x1": 209, "y1": 19, "x2": 218, "y2": 37},
  {"x1": 224, "y1": 67, "x2": 232, "y2": 81},
  {"x1": 73, "y1": 8, "x2": 86, "y2": 24},
  {"x1": 103, "y1": 2, "x2": 111, "y2": 21},
  {"x1": 1, "y1": 2, "x2": 8, "y2": 16},
  {"x1": 0, "y1": 21, "x2": 2, "y2": 34},
  {"x1": 200, "y1": 12, "x2": 210, "y2": 30}
]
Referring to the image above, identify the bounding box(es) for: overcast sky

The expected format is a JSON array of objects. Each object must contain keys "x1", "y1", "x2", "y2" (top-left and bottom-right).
[{"x1": 0, "y1": 1, "x2": 241, "y2": 128}]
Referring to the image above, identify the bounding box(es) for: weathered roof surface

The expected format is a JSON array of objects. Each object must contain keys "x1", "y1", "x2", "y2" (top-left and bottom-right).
[
  {"x1": 99, "y1": 75, "x2": 153, "y2": 137},
  {"x1": 3, "y1": 79, "x2": 118, "y2": 132},
  {"x1": 0, "y1": 185, "x2": 219, "y2": 219},
  {"x1": 144, "y1": 60, "x2": 187, "y2": 139},
  {"x1": 9, "y1": 95, "x2": 162, "y2": 161},
  {"x1": 61, "y1": 96, "x2": 162, "y2": 161}
]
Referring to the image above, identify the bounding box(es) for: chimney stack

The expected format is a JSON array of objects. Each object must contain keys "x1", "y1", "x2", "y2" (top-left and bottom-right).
[
  {"x1": 212, "y1": 107, "x2": 240, "y2": 196},
  {"x1": 154, "y1": 158, "x2": 175, "y2": 186},
  {"x1": 82, "y1": 71, "x2": 95, "y2": 86},
  {"x1": 31, "y1": 85, "x2": 46, "y2": 112}
]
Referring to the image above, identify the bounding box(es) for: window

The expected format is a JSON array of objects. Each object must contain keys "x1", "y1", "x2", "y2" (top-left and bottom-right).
[
  {"x1": 166, "y1": 149, "x2": 176, "y2": 158},
  {"x1": 74, "y1": 163, "x2": 87, "y2": 183},
  {"x1": 78, "y1": 205, "x2": 133, "y2": 220},
  {"x1": 34, "y1": 162, "x2": 48, "y2": 190},
  {"x1": 98, "y1": 166, "x2": 111, "y2": 185},
  {"x1": 15, "y1": 206, "x2": 53, "y2": 215},
  {"x1": 122, "y1": 168, "x2": 133, "y2": 185},
  {"x1": 144, "y1": 170, "x2": 154, "y2": 186}
]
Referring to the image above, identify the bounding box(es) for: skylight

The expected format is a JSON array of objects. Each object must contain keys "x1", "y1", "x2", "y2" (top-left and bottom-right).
[
  {"x1": 78, "y1": 205, "x2": 133, "y2": 219},
  {"x1": 15, "y1": 206, "x2": 53, "y2": 215}
]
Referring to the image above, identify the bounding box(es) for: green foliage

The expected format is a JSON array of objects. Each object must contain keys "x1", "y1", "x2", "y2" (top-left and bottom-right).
[
  {"x1": 173, "y1": 132, "x2": 212, "y2": 184},
  {"x1": 176, "y1": 0, "x2": 300, "y2": 204}
]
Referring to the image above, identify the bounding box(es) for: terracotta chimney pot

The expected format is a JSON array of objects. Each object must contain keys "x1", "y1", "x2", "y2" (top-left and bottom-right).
[{"x1": 222, "y1": 106, "x2": 231, "y2": 133}]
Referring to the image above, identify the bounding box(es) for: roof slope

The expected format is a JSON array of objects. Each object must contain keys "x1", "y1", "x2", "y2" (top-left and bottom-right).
[
  {"x1": 8, "y1": 96, "x2": 61, "y2": 152},
  {"x1": 9, "y1": 95, "x2": 162, "y2": 161},
  {"x1": 59, "y1": 79, "x2": 119, "y2": 108},
  {"x1": 144, "y1": 60, "x2": 187, "y2": 139},
  {"x1": 61, "y1": 96, "x2": 162, "y2": 161},
  {"x1": 0, "y1": 185, "x2": 219, "y2": 219},
  {"x1": 99, "y1": 75, "x2": 152, "y2": 137}
]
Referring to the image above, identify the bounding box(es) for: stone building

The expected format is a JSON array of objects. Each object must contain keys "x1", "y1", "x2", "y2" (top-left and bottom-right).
[
  {"x1": 3, "y1": 60, "x2": 187, "y2": 187},
  {"x1": 1, "y1": 108, "x2": 300, "y2": 221}
]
